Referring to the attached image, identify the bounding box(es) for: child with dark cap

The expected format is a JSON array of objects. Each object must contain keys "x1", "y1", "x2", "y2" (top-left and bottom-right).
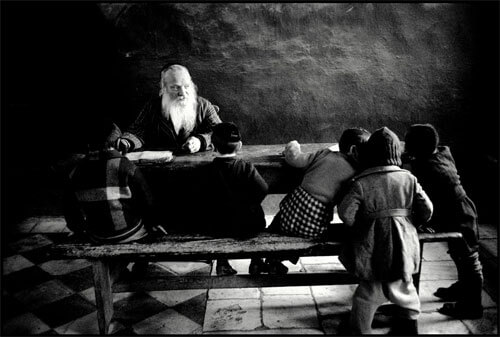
[
  {"x1": 202, "y1": 122, "x2": 269, "y2": 276},
  {"x1": 338, "y1": 126, "x2": 433, "y2": 335},
  {"x1": 403, "y1": 123, "x2": 484, "y2": 319},
  {"x1": 263, "y1": 127, "x2": 371, "y2": 275}
]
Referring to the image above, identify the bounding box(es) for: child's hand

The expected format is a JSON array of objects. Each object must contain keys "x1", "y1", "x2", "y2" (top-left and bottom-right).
[
  {"x1": 284, "y1": 140, "x2": 301, "y2": 157},
  {"x1": 417, "y1": 224, "x2": 435, "y2": 234}
]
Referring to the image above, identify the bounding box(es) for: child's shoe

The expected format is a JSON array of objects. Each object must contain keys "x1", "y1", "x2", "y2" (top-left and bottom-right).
[
  {"x1": 438, "y1": 302, "x2": 483, "y2": 319},
  {"x1": 216, "y1": 259, "x2": 237, "y2": 276},
  {"x1": 266, "y1": 259, "x2": 289, "y2": 275},
  {"x1": 389, "y1": 318, "x2": 418, "y2": 335},
  {"x1": 434, "y1": 281, "x2": 461, "y2": 301},
  {"x1": 249, "y1": 258, "x2": 268, "y2": 275}
]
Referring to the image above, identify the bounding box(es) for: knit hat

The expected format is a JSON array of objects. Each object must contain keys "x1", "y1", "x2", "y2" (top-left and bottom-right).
[
  {"x1": 365, "y1": 126, "x2": 402, "y2": 167},
  {"x1": 404, "y1": 123, "x2": 439, "y2": 158}
]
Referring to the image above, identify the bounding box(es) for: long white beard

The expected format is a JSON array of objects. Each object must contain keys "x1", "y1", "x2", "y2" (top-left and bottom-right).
[{"x1": 161, "y1": 94, "x2": 197, "y2": 135}]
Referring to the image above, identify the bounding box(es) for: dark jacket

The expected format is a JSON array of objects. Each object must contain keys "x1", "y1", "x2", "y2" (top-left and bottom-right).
[
  {"x1": 403, "y1": 146, "x2": 479, "y2": 247},
  {"x1": 201, "y1": 156, "x2": 268, "y2": 238},
  {"x1": 122, "y1": 95, "x2": 222, "y2": 152}
]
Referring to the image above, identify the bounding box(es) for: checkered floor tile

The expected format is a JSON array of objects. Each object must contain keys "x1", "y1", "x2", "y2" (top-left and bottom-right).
[{"x1": 2, "y1": 218, "x2": 498, "y2": 335}]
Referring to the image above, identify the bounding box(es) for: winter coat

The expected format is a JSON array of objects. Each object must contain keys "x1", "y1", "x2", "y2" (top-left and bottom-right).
[{"x1": 338, "y1": 166, "x2": 433, "y2": 282}]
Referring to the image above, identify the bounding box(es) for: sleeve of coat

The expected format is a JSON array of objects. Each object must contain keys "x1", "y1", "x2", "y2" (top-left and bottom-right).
[
  {"x1": 122, "y1": 99, "x2": 155, "y2": 150},
  {"x1": 285, "y1": 145, "x2": 327, "y2": 169},
  {"x1": 246, "y1": 163, "x2": 269, "y2": 204},
  {"x1": 412, "y1": 178, "x2": 434, "y2": 225},
  {"x1": 338, "y1": 180, "x2": 363, "y2": 227},
  {"x1": 192, "y1": 103, "x2": 222, "y2": 151}
]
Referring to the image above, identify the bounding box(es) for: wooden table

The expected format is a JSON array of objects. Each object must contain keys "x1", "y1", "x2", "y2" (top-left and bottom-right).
[{"x1": 135, "y1": 143, "x2": 338, "y2": 227}]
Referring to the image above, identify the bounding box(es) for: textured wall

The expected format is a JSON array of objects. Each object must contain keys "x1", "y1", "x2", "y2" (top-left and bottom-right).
[
  {"x1": 2, "y1": 2, "x2": 498, "y2": 223},
  {"x1": 98, "y1": 3, "x2": 497, "y2": 150}
]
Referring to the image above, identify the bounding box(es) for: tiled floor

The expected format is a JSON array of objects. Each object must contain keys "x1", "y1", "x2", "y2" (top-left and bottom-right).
[{"x1": 2, "y1": 216, "x2": 498, "y2": 335}]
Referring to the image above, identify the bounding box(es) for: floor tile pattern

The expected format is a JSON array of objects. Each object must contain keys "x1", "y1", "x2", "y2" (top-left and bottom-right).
[{"x1": 1, "y1": 218, "x2": 498, "y2": 335}]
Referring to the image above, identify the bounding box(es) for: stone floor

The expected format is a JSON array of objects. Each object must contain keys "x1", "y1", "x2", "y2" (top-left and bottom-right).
[{"x1": 2, "y1": 215, "x2": 498, "y2": 335}]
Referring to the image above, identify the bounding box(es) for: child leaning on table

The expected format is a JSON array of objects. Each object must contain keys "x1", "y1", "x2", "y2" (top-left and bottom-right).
[
  {"x1": 402, "y1": 123, "x2": 484, "y2": 319},
  {"x1": 262, "y1": 127, "x2": 371, "y2": 275},
  {"x1": 201, "y1": 122, "x2": 269, "y2": 276},
  {"x1": 63, "y1": 120, "x2": 160, "y2": 275},
  {"x1": 338, "y1": 126, "x2": 433, "y2": 335}
]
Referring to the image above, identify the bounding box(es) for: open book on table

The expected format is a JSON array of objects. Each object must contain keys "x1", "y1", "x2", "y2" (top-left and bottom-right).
[{"x1": 125, "y1": 151, "x2": 174, "y2": 163}]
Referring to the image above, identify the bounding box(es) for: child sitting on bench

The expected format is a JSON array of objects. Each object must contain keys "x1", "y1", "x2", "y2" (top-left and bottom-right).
[
  {"x1": 63, "y1": 119, "x2": 157, "y2": 276},
  {"x1": 201, "y1": 122, "x2": 269, "y2": 276},
  {"x1": 263, "y1": 127, "x2": 371, "y2": 274}
]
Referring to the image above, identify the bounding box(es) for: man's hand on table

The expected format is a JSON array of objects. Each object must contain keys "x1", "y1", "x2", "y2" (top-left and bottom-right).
[{"x1": 182, "y1": 136, "x2": 201, "y2": 153}]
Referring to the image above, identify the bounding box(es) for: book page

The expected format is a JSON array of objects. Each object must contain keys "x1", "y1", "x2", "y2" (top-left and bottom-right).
[{"x1": 125, "y1": 151, "x2": 174, "y2": 163}]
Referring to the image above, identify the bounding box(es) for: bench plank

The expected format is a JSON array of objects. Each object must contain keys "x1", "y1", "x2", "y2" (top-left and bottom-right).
[{"x1": 49, "y1": 232, "x2": 344, "y2": 260}]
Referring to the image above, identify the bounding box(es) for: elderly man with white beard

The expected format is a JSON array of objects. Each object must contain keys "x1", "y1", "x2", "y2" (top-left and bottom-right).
[{"x1": 115, "y1": 64, "x2": 222, "y2": 154}]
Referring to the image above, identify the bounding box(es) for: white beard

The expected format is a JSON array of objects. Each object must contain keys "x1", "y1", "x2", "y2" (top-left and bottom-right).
[{"x1": 161, "y1": 93, "x2": 197, "y2": 135}]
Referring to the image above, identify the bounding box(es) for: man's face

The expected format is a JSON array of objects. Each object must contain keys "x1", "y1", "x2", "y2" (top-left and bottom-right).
[{"x1": 164, "y1": 71, "x2": 193, "y2": 105}]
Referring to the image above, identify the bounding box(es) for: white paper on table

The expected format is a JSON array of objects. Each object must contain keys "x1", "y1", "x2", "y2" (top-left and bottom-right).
[{"x1": 125, "y1": 151, "x2": 174, "y2": 163}]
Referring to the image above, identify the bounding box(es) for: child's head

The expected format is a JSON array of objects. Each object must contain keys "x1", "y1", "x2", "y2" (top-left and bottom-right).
[
  {"x1": 365, "y1": 126, "x2": 402, "y2": 167},
  {"x1": 339, "y1": 127, "x2": 371, "y2": 162},
  {"x1": 212, "y1": 122, "x2": 242, "y2": 155},
  {"x1": 404, "y1": 123, "x2": 439, "y2": 158},
  {"x1": 87, "y1": 120, "x2": 119, "y2": 152}
]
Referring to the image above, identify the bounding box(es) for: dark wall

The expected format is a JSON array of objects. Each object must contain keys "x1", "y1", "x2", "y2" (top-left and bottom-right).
[{"x1": 2, "y1": 2, "x2": 499, "y2": 223}]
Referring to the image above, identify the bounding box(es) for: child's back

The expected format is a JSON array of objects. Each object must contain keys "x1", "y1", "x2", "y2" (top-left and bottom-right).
[
  {"x1": 64, "y1": 122, "x2": 153, "y2": 244},
  {"x1": 274, "y1": 128, "x2": 371, "y2": 239},
  {"x1": 403, "y1": 123, "x2": 483, "y2": 319},
  {"x1": 338, "y1": 126, "x2": 433, "y2": 335},
  {"x1": 404, "y1": 145, "x2": 476, "y2": 235},
  {"x1": 200, "y1": 122, "x2": 268, "y2": 276},
  {"x1": 206, "y1": 156, "x2": 268, "y2": 237}
]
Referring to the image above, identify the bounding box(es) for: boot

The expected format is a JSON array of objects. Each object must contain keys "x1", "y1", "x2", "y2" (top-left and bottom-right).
[
  {"x1": 216, "y1": 259, "x2": 237, "y2": 276},
  {"x1": 434, "y1": 281, "x2": 462, "y2": 301},
  {"x1": 249, "y1": 258, "x2": 268, "y2": 275},
  {"x1": 389, "y1": 318, "x2": 418, "y2": 335},
  {"x1": 438, "y1": 302, "x2": 483, "y2": 319},
  {"x1": 265, "y1": 258, "x2": 288, "y2": 275}
]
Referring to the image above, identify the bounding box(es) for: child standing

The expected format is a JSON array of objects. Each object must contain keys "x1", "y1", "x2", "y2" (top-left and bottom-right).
[
  {"x1": 264, "y1": 128, "x2": 371, "y2": 274},
  {"x1": 202, "y1": 122, "x2": 269, "y2": 276},
  {"x1": 338, "y1": 126, "x2": 433, "y2": 335},
  {"x1": 403, "y1": 123, "x2": 484, "y2": 319}
]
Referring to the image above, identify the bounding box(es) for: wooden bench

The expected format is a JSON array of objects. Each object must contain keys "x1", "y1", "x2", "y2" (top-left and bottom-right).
[{"x1": 49, "y1": 231, "x2": 463, "y2": 334}]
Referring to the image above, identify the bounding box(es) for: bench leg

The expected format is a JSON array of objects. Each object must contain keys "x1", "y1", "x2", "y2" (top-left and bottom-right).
[{"x1": 92, "y1": 260, "x2": 114, "y2": 335}]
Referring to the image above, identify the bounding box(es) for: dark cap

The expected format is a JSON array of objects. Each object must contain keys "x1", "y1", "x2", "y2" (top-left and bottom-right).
[{"x1": 212, "y1": 122, "x2": 242, "y2": 144}]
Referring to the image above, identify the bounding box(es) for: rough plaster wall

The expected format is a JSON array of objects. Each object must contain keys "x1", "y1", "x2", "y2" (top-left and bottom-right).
[
  {"x1": 2, "y1": 2, "x2": 498, "y2": 223},
  {"x1": 100, "y1": 3, "x2": 485, "y2": 147}
]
